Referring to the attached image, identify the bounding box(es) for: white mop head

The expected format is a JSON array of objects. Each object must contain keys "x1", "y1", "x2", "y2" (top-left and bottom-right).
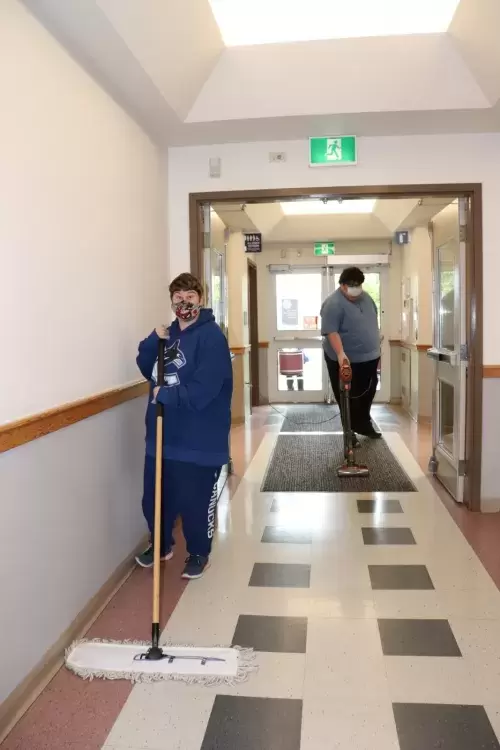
[{"x1": 65, "y1": 639, "x2": 257, "y2": 686}]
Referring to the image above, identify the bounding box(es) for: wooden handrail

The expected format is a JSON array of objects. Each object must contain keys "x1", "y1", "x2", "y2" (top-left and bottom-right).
[{"x1": 0, "y1": 381, "x2": 149, "y2": 454}]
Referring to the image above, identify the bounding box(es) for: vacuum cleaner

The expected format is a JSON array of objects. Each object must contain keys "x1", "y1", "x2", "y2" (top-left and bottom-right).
[{"x1": 337, "y1": 358, "x2": 370, "y2": 478}]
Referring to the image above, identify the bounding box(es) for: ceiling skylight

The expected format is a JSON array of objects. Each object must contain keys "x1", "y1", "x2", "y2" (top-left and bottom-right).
[
  {"x1": 281, "y1": 199, "x2": 376, "y2": 216},
  {"x1": 208, "y1": 0, "x2": 460, "y2": 46}
]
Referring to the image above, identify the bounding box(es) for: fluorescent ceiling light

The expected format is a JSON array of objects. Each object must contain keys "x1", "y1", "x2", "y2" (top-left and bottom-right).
[
  {"x1": 281, "y1": 199, "x2": 376, "y2": 216},
  {"x1": 208, "y1": 0, "x2": 460, "y2": 46}
]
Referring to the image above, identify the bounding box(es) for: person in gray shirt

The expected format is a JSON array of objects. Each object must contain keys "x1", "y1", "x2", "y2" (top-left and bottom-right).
[{"x1": 321, "y1": 266, "x2": 381, "y2": 439}]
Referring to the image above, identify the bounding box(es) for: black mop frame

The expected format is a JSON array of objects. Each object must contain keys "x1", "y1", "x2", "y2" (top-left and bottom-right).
[{"x1": 337, "y1": 359, "x2": 370, "y2": 478}]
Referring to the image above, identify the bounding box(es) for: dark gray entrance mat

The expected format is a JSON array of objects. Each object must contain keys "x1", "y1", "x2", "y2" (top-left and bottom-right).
[
  {"x1": 261, "y1": 434, "x2": 416, "y2": 493},
  {"x1": 280, "y1": 404, "x2": 341, "y2": 433}
]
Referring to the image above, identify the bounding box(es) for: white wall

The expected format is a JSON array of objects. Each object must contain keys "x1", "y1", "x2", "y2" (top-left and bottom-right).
[
  {"x1": 400, "y1": 228, "x2": 433, "y2": 346},
  {"x1": 226, "y1": 232, "x2": 249, "y2": 348},
  {"x1": 0, "y1": 0, "x2": 167, "y2": 703},
  {"x1": 0, "y1": 0, "x2": 167, "y2": 425},
  {"x1": 167, "y1": 133, "x2": 500, "y2": 364}
]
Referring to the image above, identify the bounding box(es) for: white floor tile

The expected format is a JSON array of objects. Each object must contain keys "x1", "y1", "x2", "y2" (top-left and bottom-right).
[
  {"x1": 437, "y1": 588, "x2": 500, "y2": 619},
  {"x1": 301, "y1": 696, "x2": 400, "y2": 750},
  {"x1": 214, "y1": 651, "x2": 305, "y2": 699},
  {"x1": 309, "y1": 560, "x2": 372, "y2": 594},
  {"x1": 239, "y1": 586, "x2": 377, "y2": 619},
  {"x1": 451, "y1": 619, "x2": 500, "y2": 680},
  {"x1": 305, "y1": 618, "x2": 389, "y2": 699},
  {"x1": 384, "y1": 655, "x2": 492, "y2": 704},
  {"x1": 371, "y1": 590, "x2": 445, "y2": 619},
  {"x1": 162, "y1": 602, "x2": 240, "y2": 647},
  {"x1": 104, "y1": 682, "x2": 214, "y2": 750}
]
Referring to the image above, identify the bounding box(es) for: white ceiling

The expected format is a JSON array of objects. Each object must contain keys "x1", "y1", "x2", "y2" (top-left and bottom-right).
[
  {"x1": 212, "y1": 197, "x2": 453, "y2": 242},
  {"x1": 208, "y1": 0, "x2": 461, "y2": 46},
  {"x1": 20, "y1": 0, "x2": 500, "y2": 146}
]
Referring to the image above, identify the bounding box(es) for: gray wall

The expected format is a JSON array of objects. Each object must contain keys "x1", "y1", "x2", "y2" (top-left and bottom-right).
[{"x1": 0, "y1": 399, "x2": 147, "y2": 703}]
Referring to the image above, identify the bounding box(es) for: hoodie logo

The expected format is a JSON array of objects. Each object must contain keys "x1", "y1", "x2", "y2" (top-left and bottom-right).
[
  {"x1": 152, "y1": 339, "x2": 186, "y2": 387},
  {"x1": 207, "y1": 475, "x2": 219, "y2": 539}
]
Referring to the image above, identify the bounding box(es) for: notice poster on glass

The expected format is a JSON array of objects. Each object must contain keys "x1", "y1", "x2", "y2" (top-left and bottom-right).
[
  {"x1": 281, "y1": 298, "x2": 299, "y2": 326},
  {"x1": 303, "y1": 315, "x2": 318, "y2": 330}
]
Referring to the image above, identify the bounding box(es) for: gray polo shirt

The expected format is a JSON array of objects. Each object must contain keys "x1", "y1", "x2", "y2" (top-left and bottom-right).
[{"x1": 321, "y1": 288, "x2": 380, "y2": 363}]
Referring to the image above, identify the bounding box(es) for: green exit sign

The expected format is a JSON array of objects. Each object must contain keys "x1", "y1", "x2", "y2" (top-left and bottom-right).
[
  {"x1": 309, "y1": 136, "x2": 357, "y2": 167},
  {"x1": 314, "y1": 242, "x2": 335, "y2": 256}
]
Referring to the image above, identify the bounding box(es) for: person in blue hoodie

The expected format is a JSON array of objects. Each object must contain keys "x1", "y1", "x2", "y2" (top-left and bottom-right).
[{"x1": 135, "y1": 272, "x2": 233, "y2": 580}]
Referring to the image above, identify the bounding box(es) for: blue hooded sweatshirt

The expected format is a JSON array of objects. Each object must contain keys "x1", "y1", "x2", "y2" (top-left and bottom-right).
[{"x1": 136, "y1": 309, "x2": 233, "y2": 467}]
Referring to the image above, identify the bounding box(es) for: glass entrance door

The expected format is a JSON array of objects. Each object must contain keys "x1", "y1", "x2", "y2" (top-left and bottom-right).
[
  {"x1": 427, "y1": 199, "x2": 467, "y2": 503},
  {"x1": 269, "y1": 266, "x2": 333, "y2": 403}
]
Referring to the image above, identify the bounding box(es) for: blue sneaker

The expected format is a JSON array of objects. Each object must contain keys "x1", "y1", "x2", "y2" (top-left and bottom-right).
[
  {"x1": 135, "y1": 545, "x2": 173, "y2": 569},
  {"x1": 181, "y1": 555, "x2": 210, "y2": 580}
]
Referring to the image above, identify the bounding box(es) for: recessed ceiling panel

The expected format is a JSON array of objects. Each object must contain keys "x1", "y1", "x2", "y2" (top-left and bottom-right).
[
  {"x1": 281, "y1": 199, "x2": 376, "y2": 216},
  {"x1": 208, "y1": 0, "x2": 460, "y2": 46}
]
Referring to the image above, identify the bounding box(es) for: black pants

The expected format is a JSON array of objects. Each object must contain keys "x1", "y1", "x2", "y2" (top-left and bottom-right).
[
  {"x1": 286, "y1": 375, "x2": 304, "y2": 391},
  {"x1": 142, "y1": 457, "x2": 221, "y2": 558},
  {"x1": 325, "y1": 356, "x2": 379, "y2": 433}
]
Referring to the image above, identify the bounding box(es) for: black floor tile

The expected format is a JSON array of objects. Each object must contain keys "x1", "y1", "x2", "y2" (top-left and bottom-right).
[
  {"x1": 357, "y1": 499, "x2": 403, "y2": 514},
  {"x1": 369, "y1": 565, "x2": 434, "y2": 590},
  {"x1": 249, "y1": 563, "x2": 311, "y2": 588},
  {"x1": 261, "y1": 526, "x2": 313, "y2": 544},
  {"x1": 362, "y1": 527, "x2": 416, "y2": 545},
  {"x1": 393, "y1": 703, "x2": 500, "y2": 750},
  {"x1": 232, "y1": 615, "x2": 308, "y2": 653},
  {"x1": 378, "y1": 619, "x2": 462, "y2": 657},
  {"x1": 201, "y1": 696, "x2": 303, "y2": 750}
]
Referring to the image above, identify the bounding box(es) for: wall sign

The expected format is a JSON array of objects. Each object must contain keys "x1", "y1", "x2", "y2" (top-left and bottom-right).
[
  {"x1": 281, "y1": 298, "x2": 299, "y2": 326},
  {"x1": 244, "y1": 233, "x2": 262, "y2": 253},
  {"x1": 309, "y1": 136, "x2": 357, "y2": 166},
  {"x1": 314, "y1": 242, "x2": 335, "y2": 256},
  {"x1": 395, "y1": 230, "x2": 410, "y2": 245}
]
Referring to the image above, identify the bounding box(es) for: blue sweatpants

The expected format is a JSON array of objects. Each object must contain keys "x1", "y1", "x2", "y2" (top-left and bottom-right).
[{"x1": 142, "y1": 457, "x2": 221, "y2": 558}]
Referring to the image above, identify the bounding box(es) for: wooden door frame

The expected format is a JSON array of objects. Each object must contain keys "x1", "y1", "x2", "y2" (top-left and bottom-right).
[
  {"x1": 189, "y1": 183, "x2": 483, "y2": 512},
  {"x1": 247, "y1": 259, "x2": 260, "y2": 407}
]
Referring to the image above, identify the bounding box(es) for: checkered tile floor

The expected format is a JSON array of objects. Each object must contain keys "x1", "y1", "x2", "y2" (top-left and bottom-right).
[{"x1": 103, "y1": 432, "x2": 500, "y2": 750}]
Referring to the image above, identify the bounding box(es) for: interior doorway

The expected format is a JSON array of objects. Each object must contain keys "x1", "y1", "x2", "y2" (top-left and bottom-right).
[{"x1": 190, "y1": 184, "x2": 482, "y2": 511}]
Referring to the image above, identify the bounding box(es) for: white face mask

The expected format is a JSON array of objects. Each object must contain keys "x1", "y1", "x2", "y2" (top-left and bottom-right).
[{"x1": 346, "y1": 286, "x2": 363, "y2": 298}]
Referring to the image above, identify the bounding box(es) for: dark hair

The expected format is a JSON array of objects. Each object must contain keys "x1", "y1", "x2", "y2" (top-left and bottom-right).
[
  {"x1": 338, "y1": 266, "x2": 365, "y2": 286},
  {"x1": 169, "y1": 273, "x2": 204, "y2": 299}
]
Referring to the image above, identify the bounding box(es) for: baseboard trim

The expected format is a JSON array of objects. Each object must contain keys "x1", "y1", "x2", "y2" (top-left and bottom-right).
[
  {"x1": 480, "y1": 498, "x2": 500, "y2": 513},
  {"x1": 0, "y1": 535, "x2": 148, "y2": 744}
]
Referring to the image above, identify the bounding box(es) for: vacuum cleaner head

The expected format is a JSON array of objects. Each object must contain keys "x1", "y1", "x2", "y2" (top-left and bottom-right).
[{"x1": 337, "y1": 463, "x2": 370, "y2": 478}]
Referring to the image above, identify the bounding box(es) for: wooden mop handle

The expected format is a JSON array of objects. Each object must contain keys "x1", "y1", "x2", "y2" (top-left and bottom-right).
[{"x1": 152, "y1": 337, "x2": 165, "y2": 646}]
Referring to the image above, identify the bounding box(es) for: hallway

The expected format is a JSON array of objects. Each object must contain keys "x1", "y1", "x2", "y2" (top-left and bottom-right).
[{"x1": 4, "y1": 406, "x2": 500, "y2": 749}]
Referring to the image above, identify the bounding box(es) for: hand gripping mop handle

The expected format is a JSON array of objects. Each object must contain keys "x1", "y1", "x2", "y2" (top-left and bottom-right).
[{"x1": 149, "y1": 337, "x2": 166, "y2": 659}]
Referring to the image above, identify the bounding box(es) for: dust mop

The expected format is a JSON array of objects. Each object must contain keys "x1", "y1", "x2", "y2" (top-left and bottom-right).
[
  {"x1": 65, "y1": 338, "x2": 257, "y2": 686},
  {"x1": 336, "y1": 358, "x2": 370, "y2": 478}
]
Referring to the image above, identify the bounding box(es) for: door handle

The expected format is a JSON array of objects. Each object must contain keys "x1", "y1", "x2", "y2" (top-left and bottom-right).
[{"x1": 427, "y1": 348, "x2": 456, "y2": 365}]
